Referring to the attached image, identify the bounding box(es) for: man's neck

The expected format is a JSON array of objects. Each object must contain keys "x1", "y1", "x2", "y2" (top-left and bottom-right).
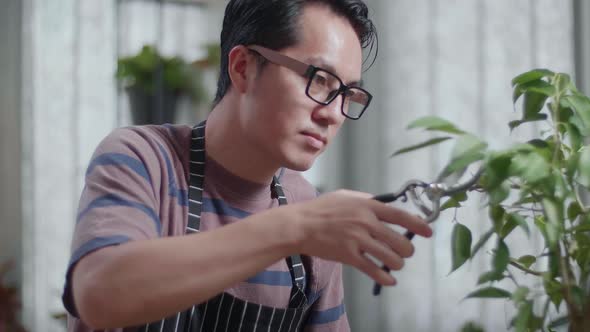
[{"x1": 204, "y1": 99, "x2": 280, "y2": 185}]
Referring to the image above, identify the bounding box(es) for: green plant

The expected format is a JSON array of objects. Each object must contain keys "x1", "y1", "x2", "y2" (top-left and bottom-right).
[
  {"x1": 116, "y1": 45, "x2": 208, "y2": 103},
  {"x1": 394, "y1": 69, "x2": 590, "y2": 332},
  {"x1": 0, "y1": 260, "x2": 26, "y2": 332}
]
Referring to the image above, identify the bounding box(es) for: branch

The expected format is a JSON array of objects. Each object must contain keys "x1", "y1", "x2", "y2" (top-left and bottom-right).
[{"x1": 508, "y1": 259, "x2": 544, "y2": 277}]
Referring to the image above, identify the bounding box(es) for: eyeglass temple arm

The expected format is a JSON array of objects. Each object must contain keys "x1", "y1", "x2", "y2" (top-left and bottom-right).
[{"x1": 247, "y1": 45, "x2": 311, "y2": 77}]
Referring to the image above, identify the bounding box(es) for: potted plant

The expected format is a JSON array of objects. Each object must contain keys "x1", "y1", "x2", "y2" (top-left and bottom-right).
[
  {"x1": 116, "y1": 45, "x2": 209, "y2": 125},
  {"x1": 0, "y1": 260, "x2": 26, "y2": 332},
  {"x1": 393, "y1": 69, "x2": 590, "y2": 331}
]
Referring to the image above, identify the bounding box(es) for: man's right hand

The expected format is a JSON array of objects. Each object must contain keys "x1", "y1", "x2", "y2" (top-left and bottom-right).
[{"x1": 281, "y1": 190, "x2": 433, "y2": 286}]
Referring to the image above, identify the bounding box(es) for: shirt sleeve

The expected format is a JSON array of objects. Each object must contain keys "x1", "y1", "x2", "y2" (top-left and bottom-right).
[
  {"x1": 305, "y1": 262, "x2": 350, "y2": 332},
  {"x1": 62, "y1": 127, "x2": 165, "y2": 317}
]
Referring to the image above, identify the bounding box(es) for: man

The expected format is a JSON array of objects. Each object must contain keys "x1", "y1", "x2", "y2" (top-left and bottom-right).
[{"x1": 62, "y1": 0, "x2": 432, "y2": 331}]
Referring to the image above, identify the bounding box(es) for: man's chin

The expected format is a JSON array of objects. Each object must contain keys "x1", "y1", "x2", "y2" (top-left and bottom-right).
[{"x1": 284, "y1": 156, "x2": 317, "y2": 172}]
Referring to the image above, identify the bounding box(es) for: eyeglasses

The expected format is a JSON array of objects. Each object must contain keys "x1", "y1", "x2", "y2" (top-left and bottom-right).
[{"x1": 247, "y1": 45, "x2": 372, "y2": 120}]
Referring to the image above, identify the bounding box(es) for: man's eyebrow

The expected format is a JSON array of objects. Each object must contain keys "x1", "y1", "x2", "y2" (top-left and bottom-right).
[{"x1": 306, "y1": 56, "x2": 363, "y2": 87}]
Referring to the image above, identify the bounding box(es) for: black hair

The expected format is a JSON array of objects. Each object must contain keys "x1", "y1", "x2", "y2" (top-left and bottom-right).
[{"x1": 212, "y1": 0, "x2": 378, "y2": 105}]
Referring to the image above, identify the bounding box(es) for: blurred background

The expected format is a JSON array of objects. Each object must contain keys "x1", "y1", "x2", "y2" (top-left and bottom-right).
[{"x1": 1, "y1": 0, "x2": 589, "y2": 331}]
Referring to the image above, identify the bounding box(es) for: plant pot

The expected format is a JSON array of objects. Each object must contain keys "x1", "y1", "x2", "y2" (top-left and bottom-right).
[{"x1": 125, "y1": 86, "x2": 180, "y2": 125}]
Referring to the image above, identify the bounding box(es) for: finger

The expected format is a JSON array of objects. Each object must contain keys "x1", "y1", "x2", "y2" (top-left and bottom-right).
[
  {"x1": 367, "y1": 201, "x2": 433, "y2": 238},
  {"x1": 358, "y1": 233, "x2": 405, "y2": 270},
  {"x1": 351, "y1": 252, "x2": 397, "y2": 286},
  {"x1": 336, "y1": 189, "x2": 373, "y2": 200},
  {"x1": 370, "y1": 224, "x2": 415, "y2": 258}
]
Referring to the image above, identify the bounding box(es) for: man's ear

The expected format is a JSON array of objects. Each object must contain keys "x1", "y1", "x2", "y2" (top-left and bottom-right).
[{"x1": 227, "y1": 45, "x2": 255, "y2": 94}]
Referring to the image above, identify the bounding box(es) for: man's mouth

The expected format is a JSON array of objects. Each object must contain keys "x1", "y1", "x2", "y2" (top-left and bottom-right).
[{"x1": 301, "y1": 131, "x2": 327, "y2": 149}]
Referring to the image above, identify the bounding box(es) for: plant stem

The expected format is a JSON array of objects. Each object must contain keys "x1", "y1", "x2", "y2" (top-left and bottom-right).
[
  {"x1": 506, "y1": 269, "x2": 520, "y2": 287},
  {"x1": 551, "y1": 76, "x2": 562, "y2": 167},
  {"x1": 558, "y1": 241, "x2": 582, "y2": 330},
  {"x1": 508, "y1": 259, "x2": 544, "y2": 276},
  {"x1": 574, "y1": 186, "x2": 589, "y2": 214}
]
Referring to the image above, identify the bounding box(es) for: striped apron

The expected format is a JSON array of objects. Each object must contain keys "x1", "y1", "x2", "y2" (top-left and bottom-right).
[{"x1": 140, "y1": 121, "x2": 316, "y2": 332}]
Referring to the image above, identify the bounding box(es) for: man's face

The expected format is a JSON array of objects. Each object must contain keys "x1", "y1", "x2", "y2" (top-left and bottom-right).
[{"x1": 240, "y1": 4, "x2": 364, "y2": 171}]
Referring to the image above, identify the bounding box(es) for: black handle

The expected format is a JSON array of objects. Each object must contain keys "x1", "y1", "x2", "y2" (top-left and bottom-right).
[{"x1": 372, "y1": 230, "x2": 415, "y2": 296}]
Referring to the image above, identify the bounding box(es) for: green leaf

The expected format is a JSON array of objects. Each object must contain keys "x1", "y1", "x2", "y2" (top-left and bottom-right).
[
  {"x1": 512, "y1": 301, "x2": 539, "y2": 332},
  {"x1": 569, "y1": 223, "x2": 590, "y2": 233},
  {"x1": 516, "y1": 255, "x2": 536, "y2": 269},
  {"x1": 499, "y1": 215, "x2": 518, "y2": 239},
  {"x1": 471, "y1": 227, "x2": 495, "y2": 259},
  {"x1": 451, "y1": 223, "x2": 472, "y2": 273},
  {"x1": 492, "y1": 240, "x2": 510, "y2": 274},
  {"x1": 523, "y1": 91, "x2": 548, "y2": 119},
  {"x1": 565, "y1": 123, "x2": 582, "y2": 156},
  {"x1": 440, "y1": 192, "x2": 468, "y2": 211},
  {"x1": 489, "y1": 205, "x2": 506, "y2": 233},
  {"x1": 544, "y1": 277, "x2": 563, "y2": 309},
  {"x1": 483, "y1": 154, "x2": 512, "y2": 190},
  {"x1": 542, "y1": 199, "x2": 563, "y2": 248},
  {"x1": 464, "y1": 287, "x2": 511, "y2": 299},
  {"x1": 508, "y1": 113, "x2": 548, "y2": 131},
  {"x1": 443, "y1": 152, "x2": 485, "y2": 176},
  {"x1": 511, "y1": 286, "x2": 529, "y2": 303},
  {"x1": 460, "y1": 322, "x2": 485, "y2": 332},
  {"x1": 510, "y1": 152, "x2": 550, "y2": 184},
  {"x1": 440, "y1": 197, "x2": 461, "y2": 211},
  {"x1": 391, "y1": 137, "x2": 452, "y2": 157},
  {"x1": 566, "y1": 149, "x2": 581, "y2": 181},
  {"x1": 567, "y1": 201, "x2": 582, "y2": 221},
  {"x1": 440, "y1": 134, "x2": 487, "y2": 177},
  {"x1": 534, "y1": 216, "x2": 549, "y2": 243},
  {"x1": 477, "y1": 270, "x2": 504, "y2": 285},
  {"x1": 527, "y1": 139, "x2": 549, "y2": 149},
  {"x1": 451, "y1": 134, "x2": 488, "y2": 160},
  {"x1": 511, "y1": 69, "x2": 554, "y2": 87},
  {"x1": 488, "y1": 182, "x2": 510, "y2": 205},
  {"x1": 520, "y1": 79, "x2": 557, "y2": 96},
  {"x1": 548, "y1": 316, "x2": 569, "y2": 329},
  {"x1": 507, "y1": 213, "x2": 531, "y2": 237},
  {"x1": 563, "y1": 95, "x2": 590, "y2": 132},
  {"x1": 576, "y1": 146, "x2": 590, "y2": 187},
  {"x1": 568, "y1": 109, "x2": 590, "y2": 136},
  {"x1": 407, "y1": 116, "x2": 466, "y2": 134},
  {"x1": 555, "y1": 73, "x2": 571, "y2": 93},
  {"x1": 548, "y1": 250, "x2": 560, "y2": 279}
]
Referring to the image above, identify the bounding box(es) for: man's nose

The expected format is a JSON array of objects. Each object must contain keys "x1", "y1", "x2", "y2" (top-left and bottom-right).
[{"x1": 312, "y1": 94, "x2": 344, "y2": 125}]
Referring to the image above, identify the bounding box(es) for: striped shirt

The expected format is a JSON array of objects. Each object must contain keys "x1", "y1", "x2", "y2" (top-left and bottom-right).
[{"x1": 62, "y1": 124, "x2": 350, "y2": 332}]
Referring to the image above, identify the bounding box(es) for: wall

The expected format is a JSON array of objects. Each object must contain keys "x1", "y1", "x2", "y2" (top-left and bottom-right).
[{"x1": 0, "y1": 0, "x2": 23, "y2": 284}]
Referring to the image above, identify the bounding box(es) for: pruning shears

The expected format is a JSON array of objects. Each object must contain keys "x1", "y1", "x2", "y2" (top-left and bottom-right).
[{"x1": 371, "y1": 168, "x2": 483, "y2": 295}]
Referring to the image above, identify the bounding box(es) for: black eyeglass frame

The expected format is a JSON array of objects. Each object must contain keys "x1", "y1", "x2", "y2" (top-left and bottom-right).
[{"x1": 247, "y1": 45, "x2": 373, "y2": 120}]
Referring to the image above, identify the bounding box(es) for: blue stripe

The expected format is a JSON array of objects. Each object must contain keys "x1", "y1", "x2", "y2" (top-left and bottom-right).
[
  {"x1": 76, "y1": 194, "x2": 161, "y2": 235},
  {"x1": 63, "y1": 235, "x2": 131, "y2": 318},
  {"x1": 68, "y1": 235, "x2": 131, "y2": 266},
  {"x1": 308, "y1": 303, "x2": 346, "y2": 325},
  {"x1": 246, "y1": 270, "x2": 293, "y2": 286},
  {"x1": 87, "y1": 153, "x2": 151, "y2": 184},
  {"x1": 202, "y1": 198, "x2": 250, "y2": 219},
  {"x1": 157, "y1": 143, "x2": 188, "y2": 207}
]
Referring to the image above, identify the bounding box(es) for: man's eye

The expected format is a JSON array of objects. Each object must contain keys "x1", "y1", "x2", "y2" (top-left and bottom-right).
[{"x1": 313, "y1": 75, "x2": 328, "y2": 86}]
